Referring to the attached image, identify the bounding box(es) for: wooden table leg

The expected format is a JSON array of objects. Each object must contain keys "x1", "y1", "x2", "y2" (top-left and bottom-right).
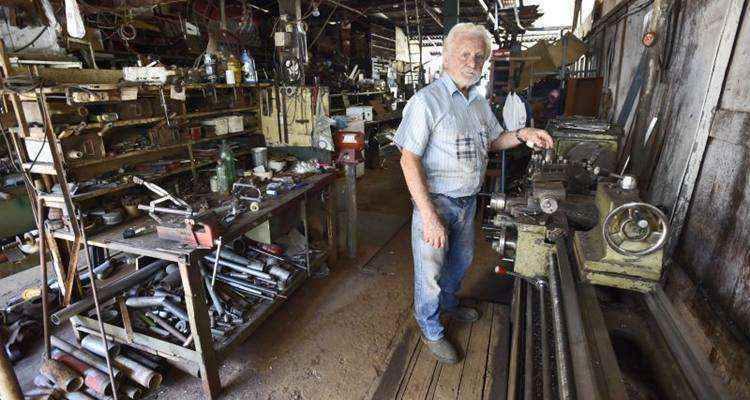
[
  {"x1": 179, "y1": 255, "x2": 221, "y2": 399},
  {"x1": 344, "y1": 163, "x2": 357, "y2": 258},
  {"x1": 324, "y1": 186, "x2": 338, "y2": 267}
]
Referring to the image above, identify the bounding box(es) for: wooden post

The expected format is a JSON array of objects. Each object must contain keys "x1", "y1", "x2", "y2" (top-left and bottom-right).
[
  {"x1": 324, "y1": 185, "x2": 338, "y2": 267},
  {"x1": 0, "y1": 337, "x2": 23, "y2": 400},
  {"x1": 344, "y1": 164, "x2": 357, "y2": 259},
  {"x1": 178, "y1": 255, "x2": 221, "y2": 399}
]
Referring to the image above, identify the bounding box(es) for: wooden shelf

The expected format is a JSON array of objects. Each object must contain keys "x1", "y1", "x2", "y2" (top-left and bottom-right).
[
  {"x1": 69, "y1": 130, "x2": 256, "y2": 168},
  {"x1": 71, "y1": 145, "x2": 257, "y2": 201},
  {"x1": 79, "y1": 106, "x2": 257, "y2": 131},
  {"x1": 23, "y1": 82, "x2": 273, "y2": 95}
]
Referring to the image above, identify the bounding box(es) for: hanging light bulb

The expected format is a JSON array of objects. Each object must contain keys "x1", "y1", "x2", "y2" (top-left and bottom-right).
[{"x1": 312, "y1": 3, "x2": 320, "y2": 17}]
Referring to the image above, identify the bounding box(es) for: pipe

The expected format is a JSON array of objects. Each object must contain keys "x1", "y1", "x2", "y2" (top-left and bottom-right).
[
  {"x1": 40, "y1": 358, "x2": 84, "y2": 393},
  {"x1": 245, "y1": 243, "x2": 307, "y2": 270},
  {"x1": 51, "y1": 260, "x2": 170, "y2": 325},
  {"x1": 79, "y1": 338, "x2": 162, "y2": 390},
  {"x1": 79, "y1": 335, "x2": 121, "y2": 357},
  {"x1": 214, "y1": 276, "x2": 275, "y2": 301},
  {"x1": 268, "y1": 265, "x2": 291, "y2": 283},
  {"x1": 50, "y1": 336, "x2": 123, "y2": 380},
  {"x1": 145, "y1": 312, "x2": 189, "y2": 344},
  {"x1": 215, "y1": 274, "x2": 279, "y2": 296},
  {"x1": 120, "y1": 351, "x2": 161, "y2": 372},
  {"x1": 202, "y1": 273, "x2": 225, "y2": 315},
  {"x1": 124, "y1": 296, "x2": 188, "y2": 321},
  {"x1": 51, "y1": 348, "x2": 112, "y2": 396},
  {"x1": 548, "y1": 252, "x2": 572, "y2": 400},
  {"x1": 203, "y1": 255, "x2": 275, "y2": 282},
  {"x1": 218, "y1": 249, "x2": 264, "y2": 271},
  {"x1": 121, "y1": 383, "x2": 142, "y2": 400}
]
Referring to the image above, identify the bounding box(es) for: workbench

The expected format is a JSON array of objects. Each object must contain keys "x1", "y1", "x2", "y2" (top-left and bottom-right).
[{"x1": 54, "y1": 172, "x2": 338, "y2": 399}]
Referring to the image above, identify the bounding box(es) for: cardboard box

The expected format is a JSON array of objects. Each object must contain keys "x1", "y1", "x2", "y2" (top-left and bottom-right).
[
  {"x1": 202, "y1": 116, "x2": 244, "y2": 135},
  {"x1": 346, "y1": 106, "x2": 374, "y2": 122}
]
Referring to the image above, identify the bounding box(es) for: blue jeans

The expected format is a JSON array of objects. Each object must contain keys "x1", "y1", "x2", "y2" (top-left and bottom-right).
[{"x1": 412, "y1": 193, "x2": 476, "y2": 341}]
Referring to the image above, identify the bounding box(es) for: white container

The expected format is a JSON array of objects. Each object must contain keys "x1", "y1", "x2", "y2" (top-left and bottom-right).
[
  {"x1": 346, "y1": 106, "x2": 373, "y2": 122},
  {"x1": 251, "y1": 147, "x2": 268, "y2": 168},
  {"x1": 227, "y1": 115, "x2": 244, "y2": 133}
]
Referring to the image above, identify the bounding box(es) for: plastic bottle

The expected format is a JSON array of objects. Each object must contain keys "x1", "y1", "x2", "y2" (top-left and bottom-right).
[
  {"x1": 226, "y1": 54, "x2": 241, "y2": 85},
  {"x1": 219, "y1": 141, "x2": 236, "y2": 188},
  {"x1": 204, "y1": 52, "x2": 217, "y2": 83},
  {"x1": 241, "y1": 49, "x2": 258, "y2": 84}
]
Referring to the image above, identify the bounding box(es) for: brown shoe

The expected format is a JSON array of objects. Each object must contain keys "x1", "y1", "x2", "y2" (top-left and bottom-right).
[{"x1": 421, "y1": 335, "x2": 460, "y2": 364}]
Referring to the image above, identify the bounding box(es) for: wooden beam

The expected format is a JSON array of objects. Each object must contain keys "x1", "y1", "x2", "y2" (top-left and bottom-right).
[{"x1": 666, "y1": 0, "x2": 746, "y2": 256}]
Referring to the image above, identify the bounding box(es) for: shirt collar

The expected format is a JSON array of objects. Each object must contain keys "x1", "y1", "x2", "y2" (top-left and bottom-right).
[{"x1": 439, "y1": 73, "x2": 480, "y2": 104}]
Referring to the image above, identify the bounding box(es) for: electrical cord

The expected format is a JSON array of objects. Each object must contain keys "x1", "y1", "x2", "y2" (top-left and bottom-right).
[{"x1": 9, "y1": 25, "x2": 48, "y2": 52}]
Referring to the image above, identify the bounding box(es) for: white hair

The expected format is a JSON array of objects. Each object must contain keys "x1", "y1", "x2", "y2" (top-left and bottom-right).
[{"x1": 442, "y1": 23, "x2": 493, "y2": 67}]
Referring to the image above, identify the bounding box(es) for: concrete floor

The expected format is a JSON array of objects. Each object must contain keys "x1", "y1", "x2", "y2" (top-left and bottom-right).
[{"x1": 9, "y1": 155, "x2": 512, "y2": 399}]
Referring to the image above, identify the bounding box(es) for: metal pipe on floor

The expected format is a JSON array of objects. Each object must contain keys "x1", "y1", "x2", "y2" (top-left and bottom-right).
[
  {"x1": 50, "y1": 336, "x2": 124, "y2": 380},
  {"x1": 40, "y1": 358, "x2": 84, "y2": 393},
  {"x1": 548, "y1": 252, "x2": 572, "y2": 400},
  {"x1": 51, "y1": 348, "x2": 112, "y2": 396},
  {"x1": 51, "y1": 260, "x2": 170, "y2": 325},
  {"x1": 79, "y1": 337, "x2": 163, "y2": 390}
]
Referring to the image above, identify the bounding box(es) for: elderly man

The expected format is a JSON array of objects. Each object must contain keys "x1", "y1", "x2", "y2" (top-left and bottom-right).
[{"x1": 394, "y1": 23, "x2": 554, "y2": 364}]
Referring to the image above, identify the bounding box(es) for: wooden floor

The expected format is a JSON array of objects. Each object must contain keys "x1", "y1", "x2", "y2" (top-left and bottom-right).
[{"x1": 369, "y1": 301, "x2": 511, "y2": 400}]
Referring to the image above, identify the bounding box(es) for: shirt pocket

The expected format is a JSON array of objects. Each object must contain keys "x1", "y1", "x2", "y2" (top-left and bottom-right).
[{"x1": 455, "y1": 133, "x2": 476, "y2": 161}]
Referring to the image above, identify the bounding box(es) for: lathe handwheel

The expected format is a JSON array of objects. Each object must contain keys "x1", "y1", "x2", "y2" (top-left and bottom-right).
[{"x1": 602, "y1": 202, "x2": 669, "y2": 256}]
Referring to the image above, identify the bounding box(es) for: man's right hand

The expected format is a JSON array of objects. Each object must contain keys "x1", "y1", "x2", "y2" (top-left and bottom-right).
[{"x1": 422, "y1": 212, "x2": 447, "y2": 249}]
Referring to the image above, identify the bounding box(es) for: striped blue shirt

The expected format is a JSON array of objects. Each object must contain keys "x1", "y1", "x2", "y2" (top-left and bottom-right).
[{"x1": 394, "y1": 74, "x2": 505, "y2": 198}]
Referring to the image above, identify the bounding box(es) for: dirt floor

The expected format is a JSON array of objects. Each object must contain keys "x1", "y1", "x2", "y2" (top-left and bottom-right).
[{"x1": 8, "y1": 155, "x2": 513, "y2": 399}]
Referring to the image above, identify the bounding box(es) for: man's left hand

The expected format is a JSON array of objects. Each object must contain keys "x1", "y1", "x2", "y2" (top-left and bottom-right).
[{"x1": 518, "y1": 127, "x2": 554, "y2": 149}]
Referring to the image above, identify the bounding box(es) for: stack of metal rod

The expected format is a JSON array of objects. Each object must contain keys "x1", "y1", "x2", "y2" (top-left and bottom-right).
[
  {"x1": 27, "y1": 335, "x2": 164, "y2": 400},
  {"x1": 200, "y1": 246, "x2": 298, "y2": 341}
]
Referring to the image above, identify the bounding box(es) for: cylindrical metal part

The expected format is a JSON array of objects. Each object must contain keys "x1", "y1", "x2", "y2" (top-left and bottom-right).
[
  {"x1": 50, "y1": 337, "x2": 123, "y2": 380},
  {"x1": 40, "y1": 358, "x2": 84, "y2": 393},
  {"x1": 202, "y1": 274, "x2": 225, "y2": 315},
  {"x1": 218, "y1": 249, "x2": 264, "y2": 271},
  {"x1": 79, "y1": 336, "x2": 162, "y2": 390},
  {"x1": 51, "y1": 260, "x2": 170, "y2": 325},
  {"x1": 216, "y1": 274, "x2": 278, "y2": 296},
  {"x1": 158, "y1": 265, "x2": 181, "y2": 290},
  {"x1": 121, "y1": 383, "x2": 142, "y2": 400},
  {"x1": 245, "y1": 243, "x2": 307, "y2": 270},
  {"x1": 112, "y1": 355, "x2": 162, "y2": 390},
  {"x1": 80, "y1": 336, "x2": 120, "y2": 358},
  {"x1": 203, "y1": 255, "x2": 274, "y2": 282},
  {"x1": 548, "y1": 252, "x2": 572, "y2": 400},
  {"x1": 124, "y1": 297, "x2": 188, "y2": 321},
  {"x1": 120, "y1": 351, "x2": 160, "y2": 372},
  {"x1": 488, "y1": 193, "x2": 507, "y2": 211},
  {"x1": 145, "y1": 312, "x2": 189, "y2": 343},
  {"x1": 268, "y1": 265, "x2": 291, "y2": 282},
  {"x1": 215, "y1": 277, "x2": 274, "y2": 301},
  {"x1": 51, "y1": 349, "x2": 112, "y2": 396}
]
